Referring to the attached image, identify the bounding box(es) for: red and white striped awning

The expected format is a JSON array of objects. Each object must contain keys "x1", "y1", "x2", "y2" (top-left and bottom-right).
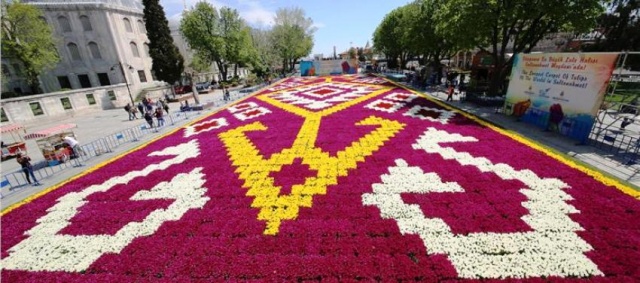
[
  {"x1": 0, "y1": 124, "x2": 25, "y2": 134},
  {"x1": 24, "y1": 123, "x2": 77, "y2": 140}
]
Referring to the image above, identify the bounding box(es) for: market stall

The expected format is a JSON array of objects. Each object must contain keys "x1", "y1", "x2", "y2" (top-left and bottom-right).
[
  {"x1": 24, "y1": 123, "x2": 78, "y2": 165},
  {"x1": 1, "y1": 124, "x2": 27, "y2": 161}
]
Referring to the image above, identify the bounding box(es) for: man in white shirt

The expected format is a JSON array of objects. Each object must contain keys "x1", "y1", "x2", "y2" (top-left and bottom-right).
[{"x1": 63, "y1": 135, "x2": 85, "y2": 157}]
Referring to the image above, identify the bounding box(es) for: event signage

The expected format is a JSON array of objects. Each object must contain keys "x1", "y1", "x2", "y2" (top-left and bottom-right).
[{"x1": 504, "y1": 53, "x2": 617, "y2": 141}]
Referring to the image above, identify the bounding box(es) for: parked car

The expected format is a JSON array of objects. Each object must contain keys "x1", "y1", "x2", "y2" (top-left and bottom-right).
[
  {"x1": 174, "y1": 85, "x2": 193, "y2": 95},
  {"x1": 196, "y1": 82, "x2": 211, "y2": 94}
]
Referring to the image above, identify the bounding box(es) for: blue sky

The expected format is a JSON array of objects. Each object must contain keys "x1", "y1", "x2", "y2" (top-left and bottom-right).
[{"x1": 159, "y1": 0, "x2": 411, "y2": 56}]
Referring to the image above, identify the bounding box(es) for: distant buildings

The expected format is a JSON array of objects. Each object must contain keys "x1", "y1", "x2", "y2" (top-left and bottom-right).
[{"x1": 2, "y1": 0, "x2": 156, "y2": 95}]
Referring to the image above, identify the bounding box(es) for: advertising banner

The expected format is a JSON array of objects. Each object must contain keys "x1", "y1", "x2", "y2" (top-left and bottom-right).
[
  {"x1": 306, "y1": 59, "x2": 358, "y2": 76},
  {"x1": 505, "y1": 53, "x2": 618, "y2": 141}
]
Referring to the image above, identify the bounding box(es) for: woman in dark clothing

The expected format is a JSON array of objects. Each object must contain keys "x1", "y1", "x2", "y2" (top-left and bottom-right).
[{"x1": 17, "y1": 153, "x2": 40, "y2": 186}]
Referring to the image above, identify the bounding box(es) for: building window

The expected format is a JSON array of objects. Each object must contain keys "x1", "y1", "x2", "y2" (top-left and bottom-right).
[
  {"x1": 107, "y1": 90, "x2": 117, "y2": 101},
  {"x1": 2, "y1": 64, "x2": 10, "y2": 76},
  {"x1": 39, "y1": 16, "x2": 47, "y2": 25},
  {"x1": 88, "y1": 42, "x2": 102, "y2": 59},
  {"x1": 67, "y1": 42, "x2": 82, "y2": 61},
  {"x1": 11, "y1": 63, "x2": 22, "y2": 75},
  {"x1": 130, "y1": 42, "x2": 140, "y2": 57},
  {"x1": 1, "y1": 108, "x2": 8, "y2": 122},
  {"x1": 60, "y1": 97, "x2": 73, "y2": 110},
  {"x1": 77, "y1": 74, "x2": 91, "y2": 88},
  {"x1": 138, "y1": 70, "x2": 147, "y2": 83},
  {"x1": 144, "y1": 43, "x2": 150, "y2": 57},
  {"x1": 86, "y1": 93, "x2": 96, "y2": 105},
  {"x1": 79, "y1": 15, "x2": 92, "y2": 31},
  {"x1": 137, "y1": 20, "x2": 146, "y2": 33},
  {"x1": 58, "y1": 16, "x2": 72, "y2": 32},
  {"x1": 30, "y1": 102, "x2": 44, "y2": 116},
  {"x1": 97, "y1": 73, "x2": 111, "y2": 86},
  {"x1": 123, "y1": 17, "x2": 133, "y2": 32},
  {"x1": 58, "y1": 76, "x2": 72, "y2": 89}
]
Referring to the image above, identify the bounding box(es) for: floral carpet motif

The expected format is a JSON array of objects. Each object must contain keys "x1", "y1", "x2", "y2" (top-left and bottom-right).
[{"x1": 2, "y1": 75, "x2": 639, "y2": 282}]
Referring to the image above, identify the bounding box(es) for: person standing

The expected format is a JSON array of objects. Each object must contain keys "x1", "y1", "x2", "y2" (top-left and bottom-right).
[
  {"x1": 144, "y1": 110, "x2": 154, "y2": 129},
  {"x1": 154, "y1": 107, "x2": 165, "y2": 127},
  {"x1": 137, "y1": 101, "x2": 145, "y2": 115},
  {"x1": 446, "y1": 85, "x2": 455, "y2": 102},
  {"x1": 63, "y1": 135, "x2": 85, "y2": 156},
  {"x1": 162, "y1": 100, "x2": 169, "y2": 114},
  {"x1": 17, "y1": 153, "x2": 40, "y2": 186},
  {"x1": 124, "y1": 103, "x2": 137, "y2": 120}
]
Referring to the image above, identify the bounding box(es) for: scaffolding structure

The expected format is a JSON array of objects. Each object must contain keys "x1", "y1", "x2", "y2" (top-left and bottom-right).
[{"x1": 588, "y1": 52, "x2": 640, "y2": 164}]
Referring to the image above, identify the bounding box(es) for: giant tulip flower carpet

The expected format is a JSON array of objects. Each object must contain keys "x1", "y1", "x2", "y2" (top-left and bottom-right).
[{"x1": 2, "y1": 75, "x2": 639, "y2": 282}]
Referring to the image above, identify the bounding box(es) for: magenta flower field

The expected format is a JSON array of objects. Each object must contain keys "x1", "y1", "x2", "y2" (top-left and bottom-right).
[{"x1": 2, "y1": 75, "x2": 639, "y2": 282}]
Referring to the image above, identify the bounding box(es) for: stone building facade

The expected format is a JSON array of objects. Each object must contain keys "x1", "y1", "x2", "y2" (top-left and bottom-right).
[{"x1": 2, "y1": 0, "x2": 155, "y2": 95}]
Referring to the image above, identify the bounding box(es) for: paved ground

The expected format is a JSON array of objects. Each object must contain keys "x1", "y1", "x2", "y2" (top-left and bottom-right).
[
  {"x1": 2, "y1": 82, "x2": 639, "y2": 211},
  {"x1": 1, "y1": 88, "x2": 247, "y2": 210}
]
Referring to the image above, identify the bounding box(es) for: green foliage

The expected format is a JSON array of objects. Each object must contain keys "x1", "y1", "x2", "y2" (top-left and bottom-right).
[
  {"x1": 435, "y1": 0, "x2": 603, "y2": 94},
  {"x1": 143, "y1": 0, "x2": 184, "y2": 85},
  {"x1": 373, "y1": 7, "x2": 405, "y2": 68},
  {"x1": 270, "y1": 7, "x2": 316, "y2": 73},
  {"x1": 180, "y1": 3, "x2": 256, "y2": 81},
  {"x1": 1, "y1": 1, "x2": 59, "y2": 94},
  {"x1": 189, "y1": 52, "x2": 211, "y2": 73},
  {"x1": 250, "y1": 28, "x2": 277, "y2": 78},
  {"x1": 583, "y1": 0, "x2": 640, "y2": 70}
]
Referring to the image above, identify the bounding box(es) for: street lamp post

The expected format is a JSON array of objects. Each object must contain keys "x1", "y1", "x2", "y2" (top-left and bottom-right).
[{"x1": 111, "y1": 62, "x2": 135, "y2": 106}]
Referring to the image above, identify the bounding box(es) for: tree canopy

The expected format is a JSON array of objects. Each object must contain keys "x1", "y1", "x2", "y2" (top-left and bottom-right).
[
  {"x1": 180, "y1": 2, "x2": 255, "y2": 81},
  {"x1": 270, "y1": 7, "x2": 315, "y2": 73},
  {"x1": 143, "y1": 0, "x2": 184, "y2": 85},
  {"x1": 1, "y1": 1, "x2": 59, "y2": 94},
  {"x1": 435, "y1": 0, "x2": 603, "y2": 94}
]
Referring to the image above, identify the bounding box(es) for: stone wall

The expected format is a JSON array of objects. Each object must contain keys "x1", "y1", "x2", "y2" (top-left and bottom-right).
[{"x1": 1, "y1": 84, "x2": 133, "y2": 126}]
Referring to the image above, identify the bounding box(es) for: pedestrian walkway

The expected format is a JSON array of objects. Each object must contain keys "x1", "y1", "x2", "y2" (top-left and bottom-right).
[
  {"x1": 423, "y1": 87, "x2": 640, "y2": 189},
  {"x1": 0, "y1": 86, "x2": 261, "y2": 210}
]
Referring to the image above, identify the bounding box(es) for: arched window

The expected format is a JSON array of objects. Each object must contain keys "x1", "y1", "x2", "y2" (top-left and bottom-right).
[
  {"x1": 143, "y1": 43, "x2": 150, "y2": 57},
  {"x1": 58, "y1": 16, "x2": 72, "y2": 32},
  {"x1": 79, "y1": 15, "x2": 92, "y2": 31},
  {"x1": 130, "y1": 42, "x2": 140, "y2": 57},
  {"x1": 67, "y1": 42, "x2": 82, "y2": 60},
  {"x1": 137, "y1": 20, "x2": 146, "y2": 33},
  {"x1": 123, "y1": 17, "x2": 133, "y2": 32},
  {"x1": 39, "y1": 16, "x2": 47, "y2": 25},
  {"x1": 2, "y1": 64, "x2": 10, "y2": 76},
  {"x1": 88, "y1": 42, "x2": 102, "y2": 59}
]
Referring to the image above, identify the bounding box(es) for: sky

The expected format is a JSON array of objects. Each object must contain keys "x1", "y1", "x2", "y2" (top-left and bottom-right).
[{"x1": 159, "y1": 0, "x2": 411, "y2": 57}]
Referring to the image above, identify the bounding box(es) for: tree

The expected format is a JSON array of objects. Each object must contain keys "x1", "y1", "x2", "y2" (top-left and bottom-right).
[
  {"x1": 189, "y1": 52, "x2": 211, "y2": 74},
  {"x1": 1, "y1": 1, "x2": 59, "y2": 94},
  {"x1": 143, "y1": 0, "x2": 184, "y2": 86},
  {"x1": 250, "y1": 28, "x2": 279, "y2": 78},
  {"x1": 373, "y1": 7, "x2": 412, "y2": 69},
  {"x1": 180, "y1": 3, "x2": 252, "y2": 81},
  {"x1": 584, "y1": 0, "x2": 640, "y2": 69},
  {"x1": 412, "y1": 0, "x2": 458, "y2": 83},
  {"x1": 270, "y1": 7, "x2": 316, "y2": 73},
  {"x1": 436, "y1": 0, "x2": 603, "y2": 95}
]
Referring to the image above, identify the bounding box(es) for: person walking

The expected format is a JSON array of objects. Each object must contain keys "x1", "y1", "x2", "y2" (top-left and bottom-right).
[
  {"x1": 17, "y1": 153, "x2": 40, "y2": 186},
  {"x1": 446, "y1": 85, "x2": 455, "y2": 102}
]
